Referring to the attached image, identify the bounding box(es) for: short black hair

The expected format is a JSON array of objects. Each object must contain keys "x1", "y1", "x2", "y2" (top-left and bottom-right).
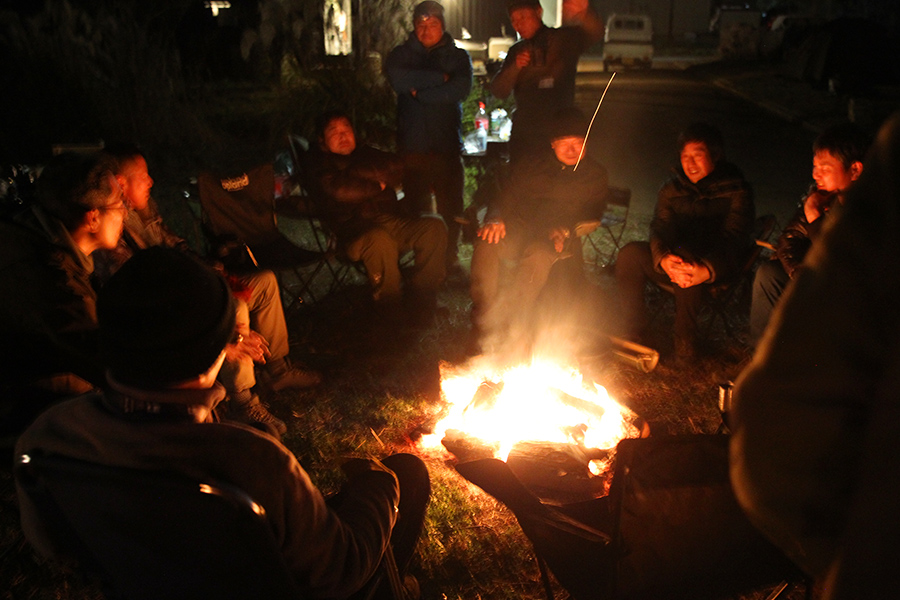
[
  {"x1": 813, "y1": 122, "x2": 871, "y2": 170},
  {"x1": 102, "y1": 142, "x2": 146, "y2": 176},
  {"x1": 677, "y1": 122, "x2": 725, "y2": 163},
  {"x1": 507, "y1": 0, "x2": 541, "y2": 14},
  {"x1": 36, "y1": 152, "x2": 118, "y2": 231},
  {"x1": 314, "y1": 110, "x2": 353, "y2": 140}
]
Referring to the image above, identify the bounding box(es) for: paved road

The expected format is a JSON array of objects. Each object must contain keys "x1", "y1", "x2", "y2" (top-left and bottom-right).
[{"x1": 573, "y1": 68, "x2": 817, "y2": 236}]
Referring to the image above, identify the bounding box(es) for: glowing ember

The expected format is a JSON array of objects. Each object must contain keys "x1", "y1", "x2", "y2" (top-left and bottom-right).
[{"x1": 421, "y1": 358, "x2": 641, "y2": 466}]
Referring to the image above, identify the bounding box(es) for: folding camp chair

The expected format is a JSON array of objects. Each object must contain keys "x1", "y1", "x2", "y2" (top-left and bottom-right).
[
  {"x1": 286, "y1": 134, "x2": 414, "y2": 298},
  {"x1": 196, "y1": 164, "x2": 332, "y2": 311},
  {"x1": 584, "y1": 187, "x2": 631, "y2": 269},
  {"x1": 455, "y1": 435, "x2": 808, "y2": 600},
  {"x1": 14, "y1": 451, "x2": 408, "y2": 600},
  {"x1": 285, "y1": 135, "x2": 364, "y2": 296}
]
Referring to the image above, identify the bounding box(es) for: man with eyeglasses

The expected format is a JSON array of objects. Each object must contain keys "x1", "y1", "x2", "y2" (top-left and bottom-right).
[
  {"x1": 469, "y1": 107, "x2": 609, "y2": 357},
  {"x1": 0, "y1": 151, "x2": 126, "y2": 443},
  {"x1": 92, "y1": 144, "x2": 321, "y2": 438}
]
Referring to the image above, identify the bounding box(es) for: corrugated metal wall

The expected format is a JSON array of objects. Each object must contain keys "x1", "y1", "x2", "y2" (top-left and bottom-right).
[{"x1": 442, "y1": 0, "x2": 512, "y2": 40}]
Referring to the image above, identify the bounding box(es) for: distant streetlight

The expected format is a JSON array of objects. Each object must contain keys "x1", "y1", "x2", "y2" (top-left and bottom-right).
[{"x1": 204, "y1": 1, "x2": 231, "y2": 17}]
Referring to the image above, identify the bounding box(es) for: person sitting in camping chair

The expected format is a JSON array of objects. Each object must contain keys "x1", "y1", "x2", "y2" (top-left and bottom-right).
[
  {"x1": 305, "y1": 110, "x2": 448, "y2": 322},
  {"x1": 469, "y1": 107, "x2": 610, "y2": 357},
  {"x1": 16, "y1": 247, "x2": 430, "y2": 600},
  {"x1": 614, "y1": 122, "x2": 755, "y2": 360},
  {"x1": 93, "y1": 144, "x2": 320, "y2": 437}
]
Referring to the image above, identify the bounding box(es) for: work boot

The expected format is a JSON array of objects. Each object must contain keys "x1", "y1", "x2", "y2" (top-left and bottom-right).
[
  {"x1": 228, "y1": 393, "x2": 287, "y2": 437},
  {"x1": 262, "y1": 358, "x2": 322, "y2": 392}
]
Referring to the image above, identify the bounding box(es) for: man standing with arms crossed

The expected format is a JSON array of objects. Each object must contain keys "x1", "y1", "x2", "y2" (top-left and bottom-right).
[{"x1": 386, "y1": 1, "x2": 472, "y2": 274}]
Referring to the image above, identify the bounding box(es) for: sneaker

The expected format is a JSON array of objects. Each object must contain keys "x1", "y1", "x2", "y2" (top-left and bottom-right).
[
  {"x1": 269, "y1": 365, "x2": 322, "y2": 392},
  {"x1": 229, "y1": 395, "x2": 287, "y2": 437}
]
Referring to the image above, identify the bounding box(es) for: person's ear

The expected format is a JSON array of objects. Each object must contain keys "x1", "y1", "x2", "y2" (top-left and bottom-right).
[
  {"x1": 85, "y1": 208, "x2": 102, "y2": 233},
  {"x1": 849, "y1": 160, "x2": 864, "y2": 181}
]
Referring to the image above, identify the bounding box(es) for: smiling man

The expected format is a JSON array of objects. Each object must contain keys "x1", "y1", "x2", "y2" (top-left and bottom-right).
[
  {"x1": 385, "y1": 0, "x2": 472, "y2": 273},
  {"x1": 615, "y1": 122, "x2": 755, "y2": 360},
  {"x1": 306, "y1": 110, "x2": 447, "y2": 323},
  {"x1": 748, "y1": 122, "x2": 870, "y2": 347},
  {"x1": 469, "y1": 107, "x2": 609, "y2": 356}
]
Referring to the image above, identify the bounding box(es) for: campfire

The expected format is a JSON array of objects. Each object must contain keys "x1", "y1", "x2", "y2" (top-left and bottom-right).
[{"x1": 421, "y1": 356, "x2": 643, "y2": 499}]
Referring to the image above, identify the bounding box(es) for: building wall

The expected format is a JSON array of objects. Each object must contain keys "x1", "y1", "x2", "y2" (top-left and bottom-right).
[{"x1": 442, "y1": 0, "x2": 512, "y2": 41}]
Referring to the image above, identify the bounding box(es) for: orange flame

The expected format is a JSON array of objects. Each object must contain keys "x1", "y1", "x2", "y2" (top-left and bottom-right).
[{"x1": 421, "y1": 357, "x2": 640, "y2": 464}]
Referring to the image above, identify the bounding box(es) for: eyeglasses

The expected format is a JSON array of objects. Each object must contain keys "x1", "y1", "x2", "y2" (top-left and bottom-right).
[{"x1": 99, "y1": 202, "x2": 128, "y2": 216}]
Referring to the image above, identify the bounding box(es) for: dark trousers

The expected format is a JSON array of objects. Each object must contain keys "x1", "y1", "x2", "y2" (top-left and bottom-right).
[
  {"x1": 339, "y1": 454, "x2": 430, "y2": 600},
  {"x1": 402, "y1": 152, "x2": 464, "y2": 266},
  {"x1": 614, "y1": 241, "x2": 705, "y2": 353},
  {"x1": 749, "y1": 258, "x2": 791, "y2": 347}
]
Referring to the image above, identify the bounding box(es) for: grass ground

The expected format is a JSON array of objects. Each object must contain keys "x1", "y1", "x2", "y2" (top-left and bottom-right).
[{"x1": 0, "y1": 209, "x2": 812, "y2": 600}]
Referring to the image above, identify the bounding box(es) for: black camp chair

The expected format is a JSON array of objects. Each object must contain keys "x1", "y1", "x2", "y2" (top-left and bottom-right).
[
  {"x1": 14, "y1": 451, "x2": 407, "y2": 600},
  {"x1": 456, "y1": 435, "x2": 808, "y2": 600},
  {"x1": 196, "y1": 164, "x2": 332, "y2": 312}
]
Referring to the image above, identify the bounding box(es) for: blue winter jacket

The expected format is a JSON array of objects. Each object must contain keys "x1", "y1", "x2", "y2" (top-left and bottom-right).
[{"x1": 385, "y1": 31, "x2": 472, "y2": 155}]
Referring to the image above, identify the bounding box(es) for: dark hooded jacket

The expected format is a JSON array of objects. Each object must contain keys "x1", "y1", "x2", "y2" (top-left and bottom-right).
[
  {"x1": 650, "y1": 161, "x2": 755, "y2": 283},
  {"x1": 385, "y1": 30, "x2": 472, "y2": 155}
]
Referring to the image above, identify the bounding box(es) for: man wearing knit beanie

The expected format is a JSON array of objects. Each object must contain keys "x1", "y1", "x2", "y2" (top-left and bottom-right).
[
  {"x1": 16, "y1": 246, "x2": 431, "y2": 600},
  {"x1": 469, "y1": 107, "x2": 610, "y2": 356},
  {"x1": 386, "y1": 1, "x2": 473, "y2": 274}
]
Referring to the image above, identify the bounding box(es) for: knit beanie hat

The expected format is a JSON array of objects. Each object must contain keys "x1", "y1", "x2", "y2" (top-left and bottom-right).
[
  {"x1": 549, "y1": 107, "x2": 589, "y2": 141},
  {"x1": 413, "y1": 1, "x2": 445, "y2": 27},
  {"x1": 98, "y1": 247, "x2": 236, "y2": 388}
]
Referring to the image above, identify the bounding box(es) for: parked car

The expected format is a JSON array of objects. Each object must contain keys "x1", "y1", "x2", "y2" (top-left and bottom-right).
[{"x1": 602, "y1": 14, "x2": 653, "y2": 70}]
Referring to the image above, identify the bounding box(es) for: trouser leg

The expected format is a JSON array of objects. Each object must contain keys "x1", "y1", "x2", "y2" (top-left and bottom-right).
[
  {"x1": 470, "y1": 234, "x2": 523, "y2": 332},
  {"x1": 402, "y1": 152, "x2": 464, "y2": 267},
  {"x1": 431, "y1": 154, "x2": 464, "y2": 266},
  {"x1": 672, "y1": 284, "x2": 704, "y2": 355},
  {"x1": 380, "y1": 454, "x2": 430, "y2": 575},
  {"x1": 346, "y1": 227, "x2": 402, "y2": 302},
  {"x1": 614, "y1": 241, "x2": 656, "y2": 339},
  {"x1": 388, "y1": 215, "x2": 447, "y2": 292},
  {"x1": 239, "y1": 270, "x2": 289, "y2": 361},
  {"x1": 749, "y1": 259, "x2": 790, "y2": 347},
  {"x1": 512, "y1": 240, "x2": 558, "y2": 313},
  {"x1": 218, "y1": 299, "x2": 256, "y2": 393}
]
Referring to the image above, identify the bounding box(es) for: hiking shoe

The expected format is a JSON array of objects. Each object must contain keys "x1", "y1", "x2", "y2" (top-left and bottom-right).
[
  {"x1": 229, "y1": 396, "x2": 287, "y2": 437},
  {"x1": 269, "y1": 365, "x2": 322, "y2": 392}
]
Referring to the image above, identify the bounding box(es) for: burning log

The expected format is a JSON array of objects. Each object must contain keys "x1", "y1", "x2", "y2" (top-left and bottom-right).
[{"x1": 506, "y1": 441, "x2": 612, "y2": 503}]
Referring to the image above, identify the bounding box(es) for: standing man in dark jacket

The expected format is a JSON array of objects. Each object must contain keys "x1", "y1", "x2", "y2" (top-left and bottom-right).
[
  {"x1": 0, "y1": 152, "x2": 126, "y2": 442},
  {"x1": 615, "y1": 122, "x2": 755, "y2": 358},
  {"x1": 748, "y1": 123, "x2": 869, "y2": 346},
  {"x1": 386, "y1": 1, "x2": 472, "y2": 272},
  {"x1": 470, "y1": 108, "x2": 609, "y2": 355},
  {"x1": 490, "y1": 0, "x2": 602, "y2": 163}
]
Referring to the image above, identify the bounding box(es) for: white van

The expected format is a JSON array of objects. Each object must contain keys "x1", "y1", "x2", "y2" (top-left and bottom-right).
[{"x1": 602, "y1": 14, "x2": 653, "y2": 69}]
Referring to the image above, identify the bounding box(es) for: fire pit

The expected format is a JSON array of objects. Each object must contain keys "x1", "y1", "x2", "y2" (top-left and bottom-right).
[{"x1": 420, "y1": 356, "x2": 644, "y2": 502}]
